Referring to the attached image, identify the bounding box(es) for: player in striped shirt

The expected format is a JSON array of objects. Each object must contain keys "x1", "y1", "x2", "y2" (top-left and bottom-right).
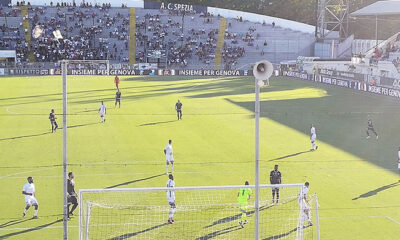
[
  {"x1": 366, "y1": 118, "x2": 378, "y2": 139},
  {"x1": 270, "y1": 165, "x2": 282, "y2": 204},
  {"x1": 237, "y1": 181, "x2": 252, "y2": 228},
  {"x1": 166, "y1": 174, "x2": 176, "y2": 224},
  {"x1": 49, "y1": 109, "x2": 58, "y2": 133}
]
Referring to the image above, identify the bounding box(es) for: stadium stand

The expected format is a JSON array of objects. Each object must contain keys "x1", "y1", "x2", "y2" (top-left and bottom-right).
[{"x1": 0, "y1": 1, "x2": 315, "y2": 69}]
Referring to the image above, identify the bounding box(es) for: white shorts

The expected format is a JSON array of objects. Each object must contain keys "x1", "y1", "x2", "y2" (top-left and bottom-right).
[
  {"x1": 99, "y1": 112, "x2": 105, "y2": 117},
  {"x1": 166, "y1": 155, "x2": 174, "y2": 163},
  {"x1": 398, "y1": 162, "x2": 400, "y2": 170},
  {"x1": 25, "y1": 196, "x2": 38, "y2": 206},
  {"x1": 311, "y1": 135, "x2": 316, "y2": 142},
  {"x1": 167, "y1": 196, "x2": 175, "y2": 204}
]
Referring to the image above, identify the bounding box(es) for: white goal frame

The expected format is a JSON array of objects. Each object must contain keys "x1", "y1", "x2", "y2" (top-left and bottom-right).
[{"x1": 78, "y1": 184, "x2": 319, "y2": 240}]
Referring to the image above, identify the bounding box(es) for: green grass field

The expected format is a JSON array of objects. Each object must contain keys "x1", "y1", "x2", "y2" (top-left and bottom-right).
[{"x1": 0, "y1": 75, "x2": 400, "y2": 239}]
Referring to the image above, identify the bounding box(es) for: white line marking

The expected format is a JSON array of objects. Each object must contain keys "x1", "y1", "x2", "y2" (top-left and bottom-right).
[
  {"x1": 0, "y1": 167, "x2": 59, "y2": 180},
  {"x1": 0, "y1": 225, "x2": 77, "y2": 231},
  {"x1": 386, "y1": 216, "x2": 400, "y2": 225},
  {"x1": 320, "y1": 215, "x2": 386, "y2": 219},
  {"x1": 5, "y1": 106, "x2": 20, "y2": 115}
]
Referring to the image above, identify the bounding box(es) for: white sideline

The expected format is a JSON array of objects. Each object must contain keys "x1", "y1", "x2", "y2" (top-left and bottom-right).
[{"x1": 0, "y1": 167, "x2": 58, "y2": 180}]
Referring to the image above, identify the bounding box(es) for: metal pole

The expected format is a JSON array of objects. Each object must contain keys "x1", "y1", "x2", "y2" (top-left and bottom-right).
[
  {"x1": 254, "y1": 78, "x2": 260, "y2": 240},
  {"x1": 315, "y1": 194, "x2": 320, "y2": 240},
  {"x1": 62, "y1": 60, "x2": 68, "y2": 240},
  {"x1": 375, "y1": 15, "x2": 378, "y2": 47}
]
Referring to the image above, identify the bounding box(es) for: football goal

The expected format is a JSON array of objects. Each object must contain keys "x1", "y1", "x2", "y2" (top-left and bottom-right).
[{"x1": 79, "y1": 184, "x2": 319, "y2": 240}]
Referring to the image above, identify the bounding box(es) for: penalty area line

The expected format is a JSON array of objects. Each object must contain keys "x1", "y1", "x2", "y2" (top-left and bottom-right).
[
  {"x1": 0, "y1": 167, "x2": 59, "y2": 180},
  {"x1": 386, "y1": 216, "x2": 400, "y2": 225}
]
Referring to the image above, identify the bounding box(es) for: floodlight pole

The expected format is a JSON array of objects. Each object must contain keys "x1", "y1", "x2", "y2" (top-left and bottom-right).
[
  {"x1": 254, "y1": 77, "x2": 260, "y2": 240},
  {"x1": 62, "y1": 60, "x2": 69, "y2": 240}
]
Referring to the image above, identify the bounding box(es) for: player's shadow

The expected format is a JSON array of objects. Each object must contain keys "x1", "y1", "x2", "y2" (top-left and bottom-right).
[
  {"x1": 0, "y1": 132, "x2": 51, "y2": 141},
  {"x1": 262, "y1": 225, "x2": 311, "y2": 240},
  {"x1": 0, "y1": 122, "x2": 99, "y2": 141},
  {"x1": 139, "y1": 120, "x2": 176, "y2": 127},
  {"x1": 0, "y1": 219, "x2": 32, "y2": 228},
  {"x1": 0, "y1": 219, "x2": 62, "y2": 239},
  {"x1": 264, "y1": 150, "x2": 311, "y2": 162},
  {"x1": 107, "y1": 222, "x2": 169, "y2": 240},
  {"x1": 352, "y1": 181, "x2": 400, "y2": 200},
  {"x1": 61, "y1": 122, "x2": 100, "y2": 129},
  {"x1": 195, "y1": 225, "x2": 242, "y2": 240},
  {"x1": 105, "y1": 173, "x2": 165, "y2": 189},
  {"x1": 204, "y1": 203, "x2": 275, "y2": 228}
]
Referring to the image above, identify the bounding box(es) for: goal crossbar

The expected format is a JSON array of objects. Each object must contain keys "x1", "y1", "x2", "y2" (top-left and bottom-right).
[{"x1": 79, "y1": 184, "x2": 304, "y2": 194}]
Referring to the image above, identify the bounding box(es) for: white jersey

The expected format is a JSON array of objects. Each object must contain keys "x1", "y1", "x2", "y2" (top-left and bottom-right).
[
  {"x1": 398, "y1": 151, "x2": 400, "y2": 169},
  {"x1": 166, "y1": 179, "x2": 175, "y2": 203},
  {"x1": 23, "y1": 183, "x2": 37, "y2": 204},
  {"x1": 298, "y1": 185, "x2": 309, "y2": 205},
  {"x1": 310, "y1": 127, "x2": 316, "y2": 136},
  {"x1": 99, "y1": 104, "x2": 106, "y2": 115},
  {"x1": 310, "y1": 127, "x2": 316, "y2": 142},
  {"x1": 165, "y1": 144, "x2": 173, "y2": 161}
]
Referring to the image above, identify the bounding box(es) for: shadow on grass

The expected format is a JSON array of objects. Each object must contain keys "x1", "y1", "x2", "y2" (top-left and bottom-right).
[
  {"x1": 105, "y1": 173, "x2": 165, "y2": 189},
  {"x1": 0, "y1": 219, "x2": 62, "y2": 239},
  {"x1": 352, "y1": 181, "x2": 400, "y2": 200},
  {"x1": 0, "y1": 132, "x2": 51, "y2": 141},
  {"x1": 0, "y1": 122, "x2": 99, "y2": 141},
  {"x1": 139, "y1": 120, "x2": 176, "y2": 126},
  {"x1": 195, "y1": 225, "x2": 242, "y2": 240},
  {"x1": 204, "y1": 202, "x2": 277, "y2": 229},
  {"x1": 263, "y1": 150, "x2": 311, "y2": 162},
  {"x1": 107, "y1": 222, "x2": 169, "y2": 240},
  {"x1": 262, "y1": 224, "x2": 312, "y2": 240},
  {"x1": 0, "y1": 219, "x2": 32, "y2": 228}
]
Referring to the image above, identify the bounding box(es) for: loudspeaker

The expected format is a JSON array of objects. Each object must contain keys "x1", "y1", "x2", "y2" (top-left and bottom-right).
[{"x1": 253, "y1": 61, "x2": 273, "y2": 80}]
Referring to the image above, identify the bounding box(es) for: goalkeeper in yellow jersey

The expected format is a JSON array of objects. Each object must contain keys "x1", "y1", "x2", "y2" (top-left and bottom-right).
[{"x1": 237, "y1": 181, "x2": 252, "y2": 228}]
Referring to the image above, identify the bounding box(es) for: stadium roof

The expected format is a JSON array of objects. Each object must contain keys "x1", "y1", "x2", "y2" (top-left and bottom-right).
[{"x1": 351, "y1": 0, "x2": 400, "y2": 16}]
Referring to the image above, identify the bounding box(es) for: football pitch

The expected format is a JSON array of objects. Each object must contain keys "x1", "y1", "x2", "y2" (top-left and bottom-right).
[{"x1": 0, "y1": 75, "x2": 400, "y2": 239}]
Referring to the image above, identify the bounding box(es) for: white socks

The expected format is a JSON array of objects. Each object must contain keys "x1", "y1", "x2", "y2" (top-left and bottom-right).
[
  {"x1": 34, "y1": 210, "x2": 38, "y2": 216},
  {"x1": 169, "y1": 208, "x2": 175, "y2": 218}
]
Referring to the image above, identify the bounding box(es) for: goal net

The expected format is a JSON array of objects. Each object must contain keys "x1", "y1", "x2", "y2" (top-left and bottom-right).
[{"x1": 79, "y1": 184, "x2": 318, "y2": 240}]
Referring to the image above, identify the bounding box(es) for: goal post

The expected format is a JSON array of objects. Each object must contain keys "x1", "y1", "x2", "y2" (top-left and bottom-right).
[
  {"x1": 78, "y1": 184, "x2": 318, "y2": 240},
  {"x1": 60, "y1": 59, "x2": 111, "y2": 240}
]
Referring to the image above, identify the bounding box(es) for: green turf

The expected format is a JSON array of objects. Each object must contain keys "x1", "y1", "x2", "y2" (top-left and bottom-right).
[{"x1": 0, "y1": 75, "x2": 400, "y2": 239}]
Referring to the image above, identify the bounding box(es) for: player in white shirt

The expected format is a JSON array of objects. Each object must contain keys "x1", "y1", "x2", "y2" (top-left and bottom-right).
[
  {"x1": 164, "y1": 139, "x2": 174, "y2": 174},
  {"x1": 298, "y1": 182, "x2": 312, "y2": 227},
  {"x1": 166, "y1": 174, "x2": 176, "y2": 224},
  {"x1": 398, "y1": 147, "x2": 400, "y2": 177},
  {"x1": 99, "y1": 101, "x2": 106, "y2": 123},
  {"x1": 310, "y1": 124, "x2": 318, "y2": 151},
  {"x1": 22, "y1": 176, "x2": 39, "y2": 219}
]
